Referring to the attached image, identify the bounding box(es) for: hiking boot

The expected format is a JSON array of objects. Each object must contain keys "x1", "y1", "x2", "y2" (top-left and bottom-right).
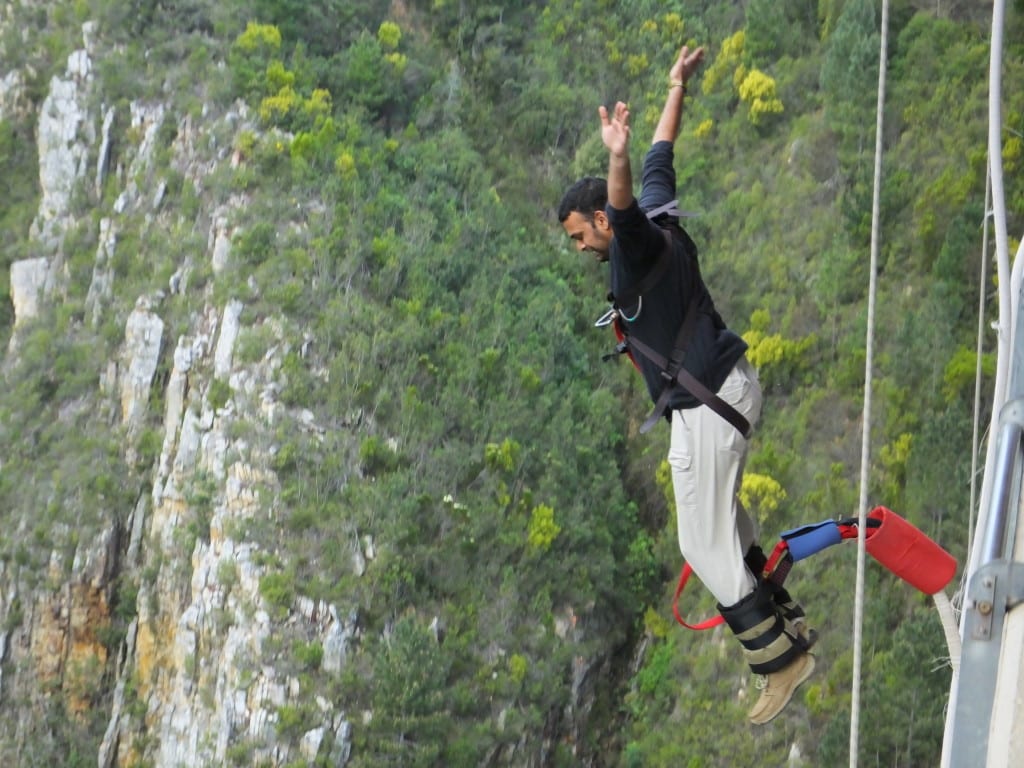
[
  {"x1": 747, "y1": 651, "x2": 816, "y2": 725},
  {"x1": 719, "y1": 582, "x2": 817, "y2": 724}
]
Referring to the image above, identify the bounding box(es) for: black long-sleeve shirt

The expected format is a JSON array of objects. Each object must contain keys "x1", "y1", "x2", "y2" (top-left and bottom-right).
[{"x1": 605, "y1": 141, "x2": 747, "y2": 411}]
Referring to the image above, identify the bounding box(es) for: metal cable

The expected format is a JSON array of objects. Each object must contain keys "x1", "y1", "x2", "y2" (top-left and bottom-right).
[{"x1": 850, "y1": 1, "x2": 889, "y2": 764}]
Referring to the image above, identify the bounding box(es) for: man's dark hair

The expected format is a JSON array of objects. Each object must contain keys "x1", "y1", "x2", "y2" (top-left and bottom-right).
[{"x1": 557, "y1": 176, "x2": 608, "y2": 223}]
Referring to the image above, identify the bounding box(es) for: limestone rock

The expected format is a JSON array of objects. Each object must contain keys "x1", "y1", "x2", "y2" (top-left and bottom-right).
[
  {"x1": 214, "y1": 300, "x2": 244, "y2": 380},
  {"x1": 32, "y1": 45, "x2": 95, "y2": 248},
  {"x1": 113, "y1": 102, "x2": 166, "y2": 215},
  {"x1": 120, "y1": 302, "x2": 165, "y2": 436},
  {"x1": 9, "y1": 257, "x2": 48, "y2": 329}
]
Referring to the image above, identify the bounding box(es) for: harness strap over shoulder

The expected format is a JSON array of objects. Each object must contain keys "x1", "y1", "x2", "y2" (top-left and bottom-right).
[
  {"x1": 611, "y1": 202, "x2": 697, "y2": 310},
  {"x1": 644, "y1": 200, "x2": 699, "y2": 220},
  {"x1": 604, "y1": 201, "x2": 750, "y2": 436},
  {"x1": 611, "y1": 229, "x2": 674, "y2": 312}
]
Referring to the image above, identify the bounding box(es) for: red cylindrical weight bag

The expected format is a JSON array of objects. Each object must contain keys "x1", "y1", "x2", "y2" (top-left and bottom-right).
[{"x1": 864, "y1": 506, "x2": 957, "y2": 594}]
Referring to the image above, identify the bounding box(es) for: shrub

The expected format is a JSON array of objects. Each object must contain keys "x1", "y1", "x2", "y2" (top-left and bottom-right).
[
  {"x1": 229, "y1": 22, "x2": 283, "y2": 100},
  {"x1": 527, "y1": 504, "x2": 561, "y2": 551},
  {"x1": 259, "y1": 571, "x2": 295, "y2": 617},
  {"x1": 294, "y1": 641, "x2": 324, "y2": 671}
]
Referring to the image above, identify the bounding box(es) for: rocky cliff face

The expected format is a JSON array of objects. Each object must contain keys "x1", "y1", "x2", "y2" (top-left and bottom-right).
[
  {"x1": 0, "y1": 4, "x2": 636, "y2": 764},
  {"x1": 0, "y1": 18, "x2": 358, "y2": 767}
]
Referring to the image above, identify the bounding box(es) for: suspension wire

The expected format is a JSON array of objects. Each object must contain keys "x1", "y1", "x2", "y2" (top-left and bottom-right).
[
  {"x1": 968, "y1": 170, "x2": 993, "y2": 593},
  {"x1": 932, "y1": 147, "x2": 996, "y2": 739},
  {"x1": 850, "y1": 1, "x2": 889, "y2": 765},
  {"x1": 968, "y1": 0, "x2": 1013, "y2": 591}
]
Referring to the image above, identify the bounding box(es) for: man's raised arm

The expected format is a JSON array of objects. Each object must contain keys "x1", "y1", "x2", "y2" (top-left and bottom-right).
[
  {"x1": 600, "y1": 100, "x2": 634, "y2": 210},
  {"x1": 652, "y1": 44, "x2": 705, "y2": 145}
]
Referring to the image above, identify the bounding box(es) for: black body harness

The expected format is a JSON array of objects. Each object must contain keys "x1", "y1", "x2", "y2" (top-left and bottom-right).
[{"x1": 598, "y1": 202, "x2": 752, "y2": 438}]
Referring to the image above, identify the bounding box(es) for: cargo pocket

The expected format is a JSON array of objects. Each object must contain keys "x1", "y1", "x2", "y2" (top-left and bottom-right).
[
  {"x1": 667, "y1": 422, "x2": 697, "y2": 516},
  {"x1": 718, "y1": 359, "x2": 762, "y2": 437},
  {"x1": 717, "y1": 365, "x2": 750, "y2": 412}
]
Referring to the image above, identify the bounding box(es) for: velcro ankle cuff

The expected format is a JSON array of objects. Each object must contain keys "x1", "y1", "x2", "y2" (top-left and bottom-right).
[{"x1": 719, "y1": 582, "x2": 802, "y2": 674}]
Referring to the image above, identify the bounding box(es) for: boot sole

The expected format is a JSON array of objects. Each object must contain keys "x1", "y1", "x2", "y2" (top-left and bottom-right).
[{"x1": 748, "y1": 653, "x2": 816, "y2": 726}]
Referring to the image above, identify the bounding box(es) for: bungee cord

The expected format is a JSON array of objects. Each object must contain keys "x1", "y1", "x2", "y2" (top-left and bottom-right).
[{"x1": 850, "y1": 0, "x2": 889, "y2": 764}]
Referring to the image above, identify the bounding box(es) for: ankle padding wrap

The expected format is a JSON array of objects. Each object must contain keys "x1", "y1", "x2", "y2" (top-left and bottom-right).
[
  {"x1": 719, "y1": 582, "x2": 802, "y2": 675},
  {"x1": 744, "y1": 545, "x2": 804, "y2": 621}
]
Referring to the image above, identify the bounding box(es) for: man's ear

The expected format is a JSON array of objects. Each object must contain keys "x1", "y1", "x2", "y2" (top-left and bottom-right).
[{"x1": 592, "y1": 209, "x2": 610, "y2": 231}]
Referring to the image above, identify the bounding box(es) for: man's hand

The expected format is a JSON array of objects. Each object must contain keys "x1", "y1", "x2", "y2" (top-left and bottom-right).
[
  {"x1": 599, "y1": 101, "x2": 631, "y2": 158},
  {"x1": 670, "y1": 44, "x2": 705, "y2": 86}
]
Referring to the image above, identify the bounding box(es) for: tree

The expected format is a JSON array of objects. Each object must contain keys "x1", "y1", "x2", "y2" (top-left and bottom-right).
[
  {"x1": 820, "y1": 0, "x2": 880, "y2": 161},
  {"x1": 745, "y1": 0, "x2": 818, "y2": 62},
  {"x1": 859, "y1": 606, "x2": 951, "y2": 766}
]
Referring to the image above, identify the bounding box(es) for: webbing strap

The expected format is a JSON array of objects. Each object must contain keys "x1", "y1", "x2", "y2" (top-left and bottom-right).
[
  {"x1": 673, "y1": 543, "x2": 793, "y2": 632},
  {"x1": 626, "y1": 331, "x2": 752, "y2": 437},
  {"x1": 672, "y1": 562, "x2": 725, "y2": 630},
  {"x1": 672, "y1": 557, "x2": 794, "y2": 632},
  {"x1": 610, "y1": 229, "x2": 674, "y2": 312},
  {"x1": 635, "y1": 297, "x2": 699, "y2": 432},
  {"x1": 611, "y1": 203, "x2": 696, "y2": 310},
  {"x1": 674, "y1": 518, "x2": 885, "y2": 632},
  {"x1": 645, "y1": 200, "x2": 699, "y2": 220},
  {"x1": 763, "y1": 540, "x2": 792, "y2": 579},
  {"x1": 606, "y1": 205, "x2": 749, "y2": 436}
]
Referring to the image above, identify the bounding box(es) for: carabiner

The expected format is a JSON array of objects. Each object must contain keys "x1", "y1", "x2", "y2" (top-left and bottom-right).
[{"x1": 594, "y1": 307, "x2": 617, "y2": 328}]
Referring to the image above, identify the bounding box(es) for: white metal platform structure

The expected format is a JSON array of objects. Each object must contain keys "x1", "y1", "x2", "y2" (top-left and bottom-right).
[{"x1": 940, "y1": 2, "x2": 1024, "y2": 765}]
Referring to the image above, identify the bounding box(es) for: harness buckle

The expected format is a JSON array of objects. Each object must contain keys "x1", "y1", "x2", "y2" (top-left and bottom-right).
[{"x1": 602, "y1": 341, "x2": 629, "y2": 362}]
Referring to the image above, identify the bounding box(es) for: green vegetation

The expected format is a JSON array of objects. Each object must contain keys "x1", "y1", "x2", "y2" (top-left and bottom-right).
[{"x1": 0, "y1": 0, "x2": 1021, "y2": 765}]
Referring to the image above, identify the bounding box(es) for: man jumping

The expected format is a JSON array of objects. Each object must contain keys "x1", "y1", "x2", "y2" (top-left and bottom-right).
[{"x1": 557, "y1": 41, "x2": 815, "y2": 725}]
